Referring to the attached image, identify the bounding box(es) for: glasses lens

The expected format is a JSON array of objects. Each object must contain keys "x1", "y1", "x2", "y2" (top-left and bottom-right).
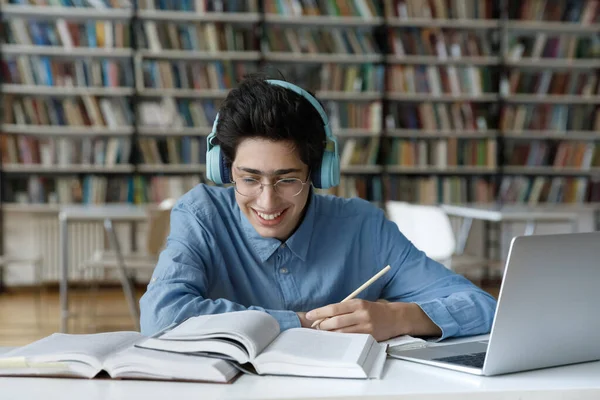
[
  {"x1": 274, "y1": 178, "x2": 304, "y2": 197},
  {"x1": 235, "y1": 178, "x2": 262, "y2": 197}
]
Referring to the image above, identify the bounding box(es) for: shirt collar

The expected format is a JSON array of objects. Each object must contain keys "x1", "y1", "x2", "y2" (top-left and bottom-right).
[{"x1": 238, "y1": 190, "x2": 316, "y2": 263}]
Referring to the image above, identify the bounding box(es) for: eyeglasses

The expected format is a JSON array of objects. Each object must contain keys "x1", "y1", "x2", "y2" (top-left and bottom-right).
[{"x1": 232, "y1": 177, "x2": 309, "y2": 198}]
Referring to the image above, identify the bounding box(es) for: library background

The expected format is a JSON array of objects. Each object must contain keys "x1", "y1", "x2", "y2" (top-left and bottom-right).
[{"x1": 0, "y1": 0, "x2": 599, "y2": 344}]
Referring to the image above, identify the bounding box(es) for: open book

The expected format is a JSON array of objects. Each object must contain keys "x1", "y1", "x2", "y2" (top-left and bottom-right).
[
  {"x1": 0, "y1": 331, "x2": 238, "y2": 383},
  {"x1": 136, "y1": 310, "x2": 387, "y2": 379}
]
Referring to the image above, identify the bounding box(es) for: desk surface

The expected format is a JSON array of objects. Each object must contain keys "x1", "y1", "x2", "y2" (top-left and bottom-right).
[
  {"x1": 1, "y1": 358, "x2": 599, "y2": 400},
  {"x1": 2, "y1": 336, "x2": 600, "y2": 400},
  {"x1": 441, "y1": 203, "x2": 581, "y2": 222}
]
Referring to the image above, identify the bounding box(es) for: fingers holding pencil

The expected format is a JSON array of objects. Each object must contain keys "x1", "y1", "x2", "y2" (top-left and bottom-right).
[{"x1": 307, "y1": 265, "x2": 391, "y2": 329}]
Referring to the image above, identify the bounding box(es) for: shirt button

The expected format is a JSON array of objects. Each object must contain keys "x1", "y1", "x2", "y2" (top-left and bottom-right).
[
  {"x1": 280, "y1": 243, "x2": 286, "y2": 248},
  {"x1": 280, "y1": 267, "x2": 289, "y2": 274}
]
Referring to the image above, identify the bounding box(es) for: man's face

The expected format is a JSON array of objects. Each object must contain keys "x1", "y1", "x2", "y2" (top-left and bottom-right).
[{"x1": 232, "y1": 138, "x2": 311, "y2": 241}]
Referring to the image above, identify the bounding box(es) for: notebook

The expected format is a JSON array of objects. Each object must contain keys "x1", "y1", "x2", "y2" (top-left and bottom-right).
[{"x1": 136, "y1": 310, "x2": 387, "y2": 379}]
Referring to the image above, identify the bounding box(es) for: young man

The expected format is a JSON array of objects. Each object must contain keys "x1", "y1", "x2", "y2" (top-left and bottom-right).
[{"x1": 139, "y1": 76, "x2": 497, "y2": 341}]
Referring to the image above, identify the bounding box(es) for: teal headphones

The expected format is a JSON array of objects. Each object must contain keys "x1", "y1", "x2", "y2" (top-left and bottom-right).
[{"x1": 205, "y1": 79, "x2": 340, "y2": 189}]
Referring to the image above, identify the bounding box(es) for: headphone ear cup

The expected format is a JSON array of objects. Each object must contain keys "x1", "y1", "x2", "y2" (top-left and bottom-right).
[
  {"x1": 318, "y1": 150, "x2": 340, "y2": 189},
  {"x1": 205, "y1": 145, "x2": 224, "y2": 185}
]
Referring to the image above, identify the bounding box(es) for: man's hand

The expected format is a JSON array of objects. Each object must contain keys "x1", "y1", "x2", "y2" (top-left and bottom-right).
[
  {"x1": 296, "y1": 312, "x2": 314, "y2": 328},
  {"x1": 305, "y1": 299, "x2": 442, "y2": 342}
]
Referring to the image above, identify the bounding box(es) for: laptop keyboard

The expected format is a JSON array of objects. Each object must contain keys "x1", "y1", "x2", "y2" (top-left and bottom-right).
[{"x1": 433, "y1": 352, "x2": 487, "y2": 368}]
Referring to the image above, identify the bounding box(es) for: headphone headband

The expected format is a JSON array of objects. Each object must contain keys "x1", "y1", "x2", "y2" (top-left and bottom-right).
[{"x1": 206, "y1": 79, "x2": 340, "y2": 189}]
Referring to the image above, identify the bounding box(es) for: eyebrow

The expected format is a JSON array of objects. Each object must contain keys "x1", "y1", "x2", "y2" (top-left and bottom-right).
[{"x1": 236, "y1": 167, "x2": 302, "y2": 176}]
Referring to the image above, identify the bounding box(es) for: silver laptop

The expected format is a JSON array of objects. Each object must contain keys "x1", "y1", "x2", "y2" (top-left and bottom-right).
[{"x1": 389, "y1": 231, "x2": 600, "y2": 376}]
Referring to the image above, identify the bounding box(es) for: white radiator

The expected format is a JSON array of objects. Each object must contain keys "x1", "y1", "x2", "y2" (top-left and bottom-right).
[{"x1": 31, "y1": 215, "x2": 136, "y2": 282}]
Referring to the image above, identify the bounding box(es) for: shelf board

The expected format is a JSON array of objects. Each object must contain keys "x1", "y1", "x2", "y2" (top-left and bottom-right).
[
  {"x1": 138, "y1": 127, "x2": 212, "y2": 136},
  {"x1": 502, "y1": 167, "x2": 600, "y2": 176},
  {"x1": 386, "y1": 18, "x2": 499, "y2": 29},
  {"x1": 137, "y1": 49, "x2": 261, "y2": 61},
  {"x1": 138, "y1": 88, "x2": 229, "y2": 98},
  {"x1": 1, "y1": 202, "x2": 190, "y2": 213},
  {"x1": 386, "y1": 55, "x2": 499, "y2": 66},
  {"x1": 503, "y1": 131, "x2": 600, "y2": 140},
  {"x1": 2, "y1": 164, "x2": 135, "y2": 174},
  {"x1": 506, "y1": 58, "x2": 600, "y2": 70},
  {"x1": 341, "y1": 165, "x2": 383, "y2": 174},
  {"x1": 0, "y1": 125, "x2": 134, "y2": 136},
  {"x1": 386, "y1": 129, "x2": 498, "y2": 138},
  {"x1": 386, "y1": 93, "x2": 498, "y2": 102},
  {"x1": 334, "y1": 128, "x2": 381, "y2": 137},
  {"x1": 264, "y1": 14, "x2": 383, "y2": 26},
  {"x1": 137, "y1": 10, "x2": 260, "y2": 23},
  {"x1": 2, "y1": 203, "x2": 62, "y2": 213},
  {"x1": 137, "y1": 164, "x2": 206, "y2": 174},
  {"x1": 3, "y1": 85, "x2": 134, "y2": 97},
  {"x1": 1, "y1": 45, "x2": 133, "y2": 58},
  {"x1": 503, "y1": 94, "x2": 600, "y2": 105},
  {"x1": 316, "y1": 91, "x2": 382, "y2": 101},
  {"x1": 263, "y1": 52, "x2": 383, "y2": 63},
  {"x1": 386, "y1": 166, "x2": 497, "y2": 175},
  {"x1": 1, "y1": 4, "x2": 133, "y2": 20},
  {"x1": 506, "y1": 20, "x2": 600, "y2": 34}
]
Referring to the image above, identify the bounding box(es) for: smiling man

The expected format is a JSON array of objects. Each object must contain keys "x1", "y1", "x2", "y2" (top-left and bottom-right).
[{"x1": 139, "y1": 76, "x2": 497, "y2": 341}]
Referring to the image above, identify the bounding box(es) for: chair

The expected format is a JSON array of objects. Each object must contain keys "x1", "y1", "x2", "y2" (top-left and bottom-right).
[
  {"x1": 78, "y1": 198, "x2": 175, "y2": 331},
  {"x1": 0, "y1": 254, "x2": 46, "y2": 329},
  {"x1": 385, "y1": 201, "x2": 485, "y2": 272}
]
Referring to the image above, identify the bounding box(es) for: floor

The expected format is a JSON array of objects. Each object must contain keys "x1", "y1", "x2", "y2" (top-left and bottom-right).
[
  {"x1": 0, "y1": 286, "x2": 143, "y2": 347},
  {"x1": 0, "y1": 284, "x2": 500, "y2": 347}
]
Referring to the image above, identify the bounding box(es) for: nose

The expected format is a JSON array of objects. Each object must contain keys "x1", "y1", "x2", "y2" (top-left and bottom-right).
[{"x1": 256, "y1": 184, "x2": 279, "y2": 210}]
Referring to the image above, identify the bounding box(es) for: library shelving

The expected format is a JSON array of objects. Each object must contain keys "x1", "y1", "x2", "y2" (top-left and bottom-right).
[
  {"x1": 499, "y1": 0, "x2": 600, "y2": 205},
  {"x1": 1, "y1": 0, "x2": 600, "y2": 213}
]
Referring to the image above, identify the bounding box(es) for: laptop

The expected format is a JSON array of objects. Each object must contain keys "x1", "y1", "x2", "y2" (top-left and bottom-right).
[{"x1": 389, "y1": 231, "x2": 600, "y2": 376}]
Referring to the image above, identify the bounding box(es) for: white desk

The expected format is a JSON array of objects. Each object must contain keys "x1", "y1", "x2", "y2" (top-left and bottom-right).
[
  {"x1": 441, "y1": 203, "x2": 581, "y2": 252},
  {"x1": 58, "y1": 205, "x2": 148, "y2": 333},
  {"x1": 441, "y1": 203, "x2": 581, "y2": 278},
  {"x1": 1, "y1": 357, "x2": 599, "y2": 400}
]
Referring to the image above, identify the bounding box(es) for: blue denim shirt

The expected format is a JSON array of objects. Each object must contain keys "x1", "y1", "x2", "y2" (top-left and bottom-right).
[{"x1": 140, "y1": 184, "x2": 497, "y2": 339}]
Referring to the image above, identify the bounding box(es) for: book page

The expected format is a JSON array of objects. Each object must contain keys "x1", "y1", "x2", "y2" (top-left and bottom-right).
[
  {"x1": 382, "y1": 335, "x2": 427, "y2": 350},
  {"x1": 104, "y1": 346, "x2": 239, "y2": 383},
  {"x1": 157, "y1": 310, "x2": 280, "y2": 359},
  {"x1": 3, "y1": 332, "x2": 142, "y2": 368},
  {"x1": 255, "y1": 328, "x2": 374, "y2": 368}
]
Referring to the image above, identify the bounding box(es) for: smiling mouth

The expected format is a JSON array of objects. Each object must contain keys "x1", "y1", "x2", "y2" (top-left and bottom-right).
[{"x1": 252, "y1": 208, "x2": 287, "y2": 225}]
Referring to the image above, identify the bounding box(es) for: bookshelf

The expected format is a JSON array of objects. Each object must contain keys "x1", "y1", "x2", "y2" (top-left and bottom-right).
[
  {"x1": 499, "y1": 0, "x2": 600, "y2": 205},
  {"x1": 0, "y1": 0, "x2": 599, "y2": 213}
]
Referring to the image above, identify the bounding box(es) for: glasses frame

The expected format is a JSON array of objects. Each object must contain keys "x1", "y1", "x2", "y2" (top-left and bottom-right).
[{"x1": 231, "y1": 174, "x2": 311, "y2": 198}]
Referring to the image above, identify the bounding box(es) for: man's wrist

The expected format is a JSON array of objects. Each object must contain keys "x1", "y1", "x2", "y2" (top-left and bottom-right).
[
  {"x1": 386, "y1": 301, "x2": 412, "y2": 337},
  {"x1": 386, "y1": 302, "x2": 442, "y2": 337}
]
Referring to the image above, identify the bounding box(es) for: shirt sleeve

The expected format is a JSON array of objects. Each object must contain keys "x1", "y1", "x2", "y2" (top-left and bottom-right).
[
  {"x1": 375, "y1": 210, "x2": 497, "y2": 340},
  {"x1": 139, "y1": 202, "x2": 300, "y2": 336}
]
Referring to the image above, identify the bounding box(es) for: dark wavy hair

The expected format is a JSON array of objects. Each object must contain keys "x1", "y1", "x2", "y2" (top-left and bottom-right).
[{"x1": 213, "y1": 73, "x2": 327, "y2": 174}]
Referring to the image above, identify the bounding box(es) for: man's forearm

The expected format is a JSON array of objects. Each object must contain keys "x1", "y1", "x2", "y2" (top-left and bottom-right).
[
  {"x1": 388, "y1": 302, "x2": 442, "y2": 337},
  {"x1": 141, "y1": 289, "x2": 301, "y2": 335}
]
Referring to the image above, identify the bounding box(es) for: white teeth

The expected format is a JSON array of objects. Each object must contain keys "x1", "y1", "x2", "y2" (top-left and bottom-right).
[{"x1": 257, "y1": 211, "x2": 283, "y2": 220}]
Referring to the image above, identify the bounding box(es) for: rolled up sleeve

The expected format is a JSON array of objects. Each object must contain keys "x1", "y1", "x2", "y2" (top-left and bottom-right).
[{"x1": 376, "y1": 211, "x2": 497, "y2": 340}]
